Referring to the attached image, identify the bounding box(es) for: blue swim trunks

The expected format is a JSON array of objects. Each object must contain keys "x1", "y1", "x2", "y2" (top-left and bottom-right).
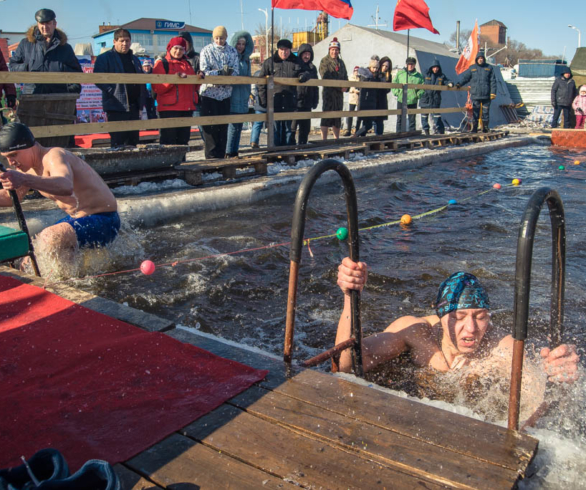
[{"x1": 55, "y1": 211, "x2": 121, "y2": 248}]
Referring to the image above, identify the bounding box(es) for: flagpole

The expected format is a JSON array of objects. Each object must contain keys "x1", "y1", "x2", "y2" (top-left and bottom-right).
[{"x1": 407, "y1": 29, "x2": 410, "y2": 60}]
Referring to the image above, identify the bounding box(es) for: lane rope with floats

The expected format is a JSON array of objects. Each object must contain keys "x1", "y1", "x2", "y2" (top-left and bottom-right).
[{"x1": 35, "y1": 177, "x2": 528, "y2": 288}]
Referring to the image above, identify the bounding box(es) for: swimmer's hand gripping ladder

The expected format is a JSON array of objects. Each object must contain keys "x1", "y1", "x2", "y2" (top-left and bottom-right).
[
  {"x1": 0, "y1": 162, "x2": 41, "y2": 277},
  {"x1": 508, "y1": 187, "x2": 565, "y2": 431},
  {"x1": 284, "y1": 159, "x2": 364, "y2": 376}
]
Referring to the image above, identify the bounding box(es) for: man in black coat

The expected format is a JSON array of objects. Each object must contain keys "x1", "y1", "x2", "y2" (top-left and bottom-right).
[
  {"x1": 457, "y1": 54, "x2": 496, "y2": 132},
  {"x1": 551, "y1": 67, "x2": 577, "y2": 129},
  {"x1": 258, "y1": 39, "x2": 302, "y2": 146},
  {"x1": 9, "y1": 9, "x2": 82, "y2": 95},
  {"x1": 355, "y1": 59, "x2": 382, "y2": 137},
  {"x1": 420, "y1": 58, "x2": 453, "y2": 135},
  {"x1": 292, "y1": 43, "x2": 319, "y2": 145},
  {"x1": 93, "y1": 29, "x2": 146, "y2": 147}
]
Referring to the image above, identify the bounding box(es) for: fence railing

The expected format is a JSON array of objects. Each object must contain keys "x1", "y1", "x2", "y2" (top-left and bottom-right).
[{"x1": 0, "y1": 72, "x2": 469, "y2": 147}]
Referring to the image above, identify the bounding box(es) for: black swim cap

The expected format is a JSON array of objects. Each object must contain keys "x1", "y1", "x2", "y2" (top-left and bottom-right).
[{"x1": 0, "y1": 122, "x2": 36, "y2": 152}]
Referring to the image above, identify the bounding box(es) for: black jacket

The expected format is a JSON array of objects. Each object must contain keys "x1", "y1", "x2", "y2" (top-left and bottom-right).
[
  {"x1": 376, "y1": 56, "x2": 392, "y2": 119},
  {"x1": 458, "y1": 56, "x2": 497, "y2": 101},
  {"x1": 551, "y1": 70, "x2": 577, "y2": 107},
  {"x1": 356, "y1": 67, "x2": 379, "y2": 111},
  {"x1": 419, "y1": 59, "x2": 452, "y2": 108},
  {"x1": 296, "y1": 44, "x2": 319, "y2": 110},
  {"x1": 258, "y1": 51, "x2": 300, "y2": 112},
  {"x1": 9, "y1": 26, "x2": 82, "y2": 94},
  {"x1": 93, "y1": 49, "x2": 147, "y2": 112}
]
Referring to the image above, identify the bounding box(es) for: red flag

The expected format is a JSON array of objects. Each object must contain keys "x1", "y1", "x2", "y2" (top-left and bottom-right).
[
  {"x1": 455, "y1": 21, "x2": 480, "y2": 74},
  {"x1": 272, "y1": 0, "x2": 353, "y2": 20},
  {"x1": 393, "y1": 0, "x2": 439, "y2": 35}
]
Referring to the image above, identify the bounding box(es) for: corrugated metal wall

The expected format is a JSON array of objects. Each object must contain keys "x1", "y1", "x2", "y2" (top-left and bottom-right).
[{"x1": 506, "y1": 78, "x2": 554, "y2": 115}]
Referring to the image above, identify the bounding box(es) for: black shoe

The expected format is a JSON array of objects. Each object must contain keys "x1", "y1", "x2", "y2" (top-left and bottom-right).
[
  {"x1": 423, "y1": 129, "x2": 430, "y2": 136},
  {"x1": 0, "y1": 449, "x2": 69, "y2": 489},
  {"x1": 36, "y1": 460, "x2": 120, "y2": 490}
]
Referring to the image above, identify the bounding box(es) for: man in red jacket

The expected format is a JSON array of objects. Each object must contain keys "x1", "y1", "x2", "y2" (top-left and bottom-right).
[{"x1": 0, "y1": 50, "x2": 17, "y2": 125}]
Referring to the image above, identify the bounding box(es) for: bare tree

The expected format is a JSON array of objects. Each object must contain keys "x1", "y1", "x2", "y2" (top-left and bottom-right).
[
  {"x1": 448, "y1": 29, "x2": 472, "y2": 50},
  {"x1": 254, "y1": 22, "x2": 293, "y2": 48}
]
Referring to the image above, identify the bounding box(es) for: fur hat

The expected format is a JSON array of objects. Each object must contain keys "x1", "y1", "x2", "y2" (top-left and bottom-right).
[
  {"x1": 329, "y1": 37, "x2": 341, "y2": 50},
  {"x1": 277, "y1": 39, "x2": 293, "y2": 50},
  {"x1": 213, "y1": 26, "x2": 228, "y2": 39}
]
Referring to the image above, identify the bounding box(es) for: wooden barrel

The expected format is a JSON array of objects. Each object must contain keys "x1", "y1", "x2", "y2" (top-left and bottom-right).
[{"x1": 16, "y1": 93, "x2": 79, "y2": 147}]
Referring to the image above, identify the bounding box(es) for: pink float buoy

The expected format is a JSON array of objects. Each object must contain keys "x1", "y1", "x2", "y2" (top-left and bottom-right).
[
  {"x1": 140, "y1": 260, "x2": 156, "y2": 275},
  {"x1": 493, "y1": 183, "x2": 501, "y2": 190}
]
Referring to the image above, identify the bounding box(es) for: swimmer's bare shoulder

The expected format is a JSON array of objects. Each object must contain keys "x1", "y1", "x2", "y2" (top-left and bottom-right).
[
  {"x1": 40, "y1": 147, "x2": 74, "y2": 177},
  {"x1": 381, "y1": 314, "x2": 447, "y2": 370}
]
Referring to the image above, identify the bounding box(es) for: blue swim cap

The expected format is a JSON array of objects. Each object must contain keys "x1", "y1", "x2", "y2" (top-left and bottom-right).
[{"x1": 435, "y1": 272, "x2": 490, "y2": 318}]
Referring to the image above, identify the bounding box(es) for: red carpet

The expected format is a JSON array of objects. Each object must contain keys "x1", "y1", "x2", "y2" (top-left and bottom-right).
[{"x1": 0, "y1": 275, "x2": 267, "y2": 471}]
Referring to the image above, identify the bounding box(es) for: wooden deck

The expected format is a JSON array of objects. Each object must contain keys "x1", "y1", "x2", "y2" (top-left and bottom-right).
[
  {"x1": 102, "y1": 131, "x2": 509, "y2": 188},
  {"x1": 116, "y1": 329, "x2": 538, "y2": 490}
]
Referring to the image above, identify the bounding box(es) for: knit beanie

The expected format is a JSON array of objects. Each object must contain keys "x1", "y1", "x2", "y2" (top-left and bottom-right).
[
  {"x1": 167, "y1": 37, "x2": 187, "y2": 52},
  {"x1": 329, "y1": 37, "x2": 341, "y2": 50},
  {"x1": 213, "y1": 26, "x2": 228, "y2": 39}
]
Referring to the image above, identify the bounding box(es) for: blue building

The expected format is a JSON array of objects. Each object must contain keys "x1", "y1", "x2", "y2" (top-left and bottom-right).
[{"x1": 93, "y1": 18, "x2": 212, "y2": 57}]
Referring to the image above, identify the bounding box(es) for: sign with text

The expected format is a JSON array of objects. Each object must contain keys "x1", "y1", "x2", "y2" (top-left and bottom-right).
[{"x1": 155, "y1": 20, "x2": 186, "y2": 30}]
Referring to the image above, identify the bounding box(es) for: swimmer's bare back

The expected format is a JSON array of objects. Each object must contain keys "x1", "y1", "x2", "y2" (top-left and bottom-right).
[{"x1": 37, "y1": 147, "x2": 117, "y2": 217}]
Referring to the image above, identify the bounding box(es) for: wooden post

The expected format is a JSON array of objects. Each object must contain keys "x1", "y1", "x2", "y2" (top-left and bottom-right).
[
  {"x1": 267, "y1": 76, "x2": 275, "y2": 148},
  {"x1": 400, "y1": 84, "x2": 408, "y2": 133}
]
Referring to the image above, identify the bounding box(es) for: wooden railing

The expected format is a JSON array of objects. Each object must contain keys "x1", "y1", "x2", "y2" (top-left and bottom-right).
[{"x1": 0, "y1": 72, "x2": 469, "y2": 147}]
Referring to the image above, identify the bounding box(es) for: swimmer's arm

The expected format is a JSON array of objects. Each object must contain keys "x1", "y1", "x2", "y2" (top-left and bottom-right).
[
  {"x1": 18, "y1": 153, "x2": 74, "y2": 196},
  {"x1": 336, "y1": 296, "x2": 412, "y2": 372}
]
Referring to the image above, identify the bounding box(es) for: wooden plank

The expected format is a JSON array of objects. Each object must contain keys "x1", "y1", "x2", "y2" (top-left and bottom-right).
[
  {"x1": 114, "y1": 464, "x2": 162, "y2": 490},
  {"x1": 184, "y1": 404, "x2": 449, "y2": 489},
  {"x1": 408, "y1": 107, "x2": 465, "y2": 115},
  {"x1": 270, "y1": 369, "x2": 538, "y2": 472},
  {"x1": 230, "y1": 386, "x2": 522, "y2": 490},
  {"x1": 0, "y1": 72, "x2": 260, "y2": 86},
  {"x1": 126, "y1": 434, "x2": 291, "y2": 489}
]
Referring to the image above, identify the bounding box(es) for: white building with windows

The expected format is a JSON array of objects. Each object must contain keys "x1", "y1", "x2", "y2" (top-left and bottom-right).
[{"x1": 92, "y1": 18, "x2": 212, "y2": 57}]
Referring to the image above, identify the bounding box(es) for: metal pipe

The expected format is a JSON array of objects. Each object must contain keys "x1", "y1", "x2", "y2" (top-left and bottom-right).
[
  {"x1": 507, "y1": 187, "x2": 566, "y2": 431},
  {"x1": 284, "y1": 159, "x2": 363, "y2": 376},
  {"x1": 0, "y1": 163, "x2": 41, "y2": 276},
  {"x1": 456, "y1": 21, "x2": 460, "y2": 53}
]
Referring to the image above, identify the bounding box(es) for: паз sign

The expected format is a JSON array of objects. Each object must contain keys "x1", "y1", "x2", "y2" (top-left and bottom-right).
[{"x1": 155, "y1": 20, "x2": 186, "y2": 30}]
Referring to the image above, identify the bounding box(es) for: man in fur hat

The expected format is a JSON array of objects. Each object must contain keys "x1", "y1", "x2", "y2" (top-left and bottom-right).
[{"x1": 9, "y1": 8, "x2": 82, "y2": 95}]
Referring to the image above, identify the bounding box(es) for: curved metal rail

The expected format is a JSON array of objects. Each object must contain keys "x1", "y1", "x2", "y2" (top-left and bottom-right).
[
  {"x1": 283, "y1": 159, "x2": 363, "y2": 376},
  {"x1": 0, "y1": 162, "x2": 41, "y2": 277},
  {"x1": 508, "y1": 187, "x2": 565, "y2": 430}
]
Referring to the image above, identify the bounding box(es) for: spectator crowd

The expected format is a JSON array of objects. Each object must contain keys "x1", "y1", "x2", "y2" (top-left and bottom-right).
[{"x1": 1, "y1": 7, "x2": 527, "y2": 157}]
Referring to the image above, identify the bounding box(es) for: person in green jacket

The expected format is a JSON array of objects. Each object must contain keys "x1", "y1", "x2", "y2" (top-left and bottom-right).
[{"x1": 392, "y1": 57, "x2": 424, "y2": 132}]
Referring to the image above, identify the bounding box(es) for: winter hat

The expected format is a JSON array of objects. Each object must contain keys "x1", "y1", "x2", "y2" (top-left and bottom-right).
[
  {"x1": 213, "y1": 26, "x2": 228, "y2": 39},
  {"x1": 329, "y1": 37, "x2": 341, "y2": 50},
  {"x1": 167, "y1": 37, "x2": 187, "y2": 52},
  {"x1": 0, "y1": 122, "x2": 36, "y2": 152},
  {"x1": 406, "y1": 57, "x2": 417, "y2": 65},
  {"x1": 354, "y1": 65, "x2": 359, "y2": 70},
  {"x1": 35, "y1": 8, "x2": 56, "y2": 23},
  {"x1": 142, "y1": 59, "x2": 153, "y2": 67},
  {"x1": 580, "y1": 85, "x2": 586, "y2": 94},
  {"x1": 277, "y1": 39, "x2": 293, "y2": 49}
]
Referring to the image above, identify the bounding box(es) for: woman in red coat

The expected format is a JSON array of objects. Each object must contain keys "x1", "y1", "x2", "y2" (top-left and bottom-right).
[{"x1": 153, "y1": 37, "x2": 199, "y2": 145}]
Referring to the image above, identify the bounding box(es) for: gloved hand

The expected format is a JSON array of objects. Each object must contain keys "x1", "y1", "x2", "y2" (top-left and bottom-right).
[
  {"x1": 577, "y1": 108, "x2": 584, "y2": 114},
  {"x1": 5, "y1": 94, "x2": 16, "y2": 109},
  {"x1": 196, "y1": 71, "x2": 205, "y2": 79},
  {"x1": 490, "y1": 93, "x2": 496, "y2": 100},
  {"x1": 298, "y1": 72, "x2": 311, "y2": 83},
  {"x1": 447, "y1": 82, "x2": 454, "y2": 88},
  {"x1": 221, "y1": 65, "x2": 234, "y2": 76},
  {"x1": 455, "y1": 83, "x2": 461, "y2": 89}
]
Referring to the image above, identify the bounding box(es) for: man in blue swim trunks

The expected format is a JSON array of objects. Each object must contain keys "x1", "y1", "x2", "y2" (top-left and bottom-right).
[
  {"x1": 335, "y1": 257, "x2": 580, "y2": 383},
  {"x1": 0, "y1": 122, "x2": 120, "y2": 261}
]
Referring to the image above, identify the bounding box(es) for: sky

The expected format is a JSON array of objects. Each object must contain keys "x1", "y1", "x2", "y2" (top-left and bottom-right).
[{"x1": 0, "y1": 0, "x2": 582, "y2": 60}]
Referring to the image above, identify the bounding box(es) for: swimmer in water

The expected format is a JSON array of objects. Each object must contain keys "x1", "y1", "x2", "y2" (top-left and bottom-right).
[
  {"x1": 335, "y1": 257, "x2": 580, "y2": 383},
  {"x1": 0, "y1": 122, "x2": 120, "y2": 264}
]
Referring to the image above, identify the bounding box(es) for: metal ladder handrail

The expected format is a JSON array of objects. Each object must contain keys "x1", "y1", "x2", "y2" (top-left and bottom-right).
[
  {"x1": 283, "y1": 159, "x2": 363, "y2": 376},
  {"x1": 508, "y1": 187, "x2": 565, "y2": 430}
]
